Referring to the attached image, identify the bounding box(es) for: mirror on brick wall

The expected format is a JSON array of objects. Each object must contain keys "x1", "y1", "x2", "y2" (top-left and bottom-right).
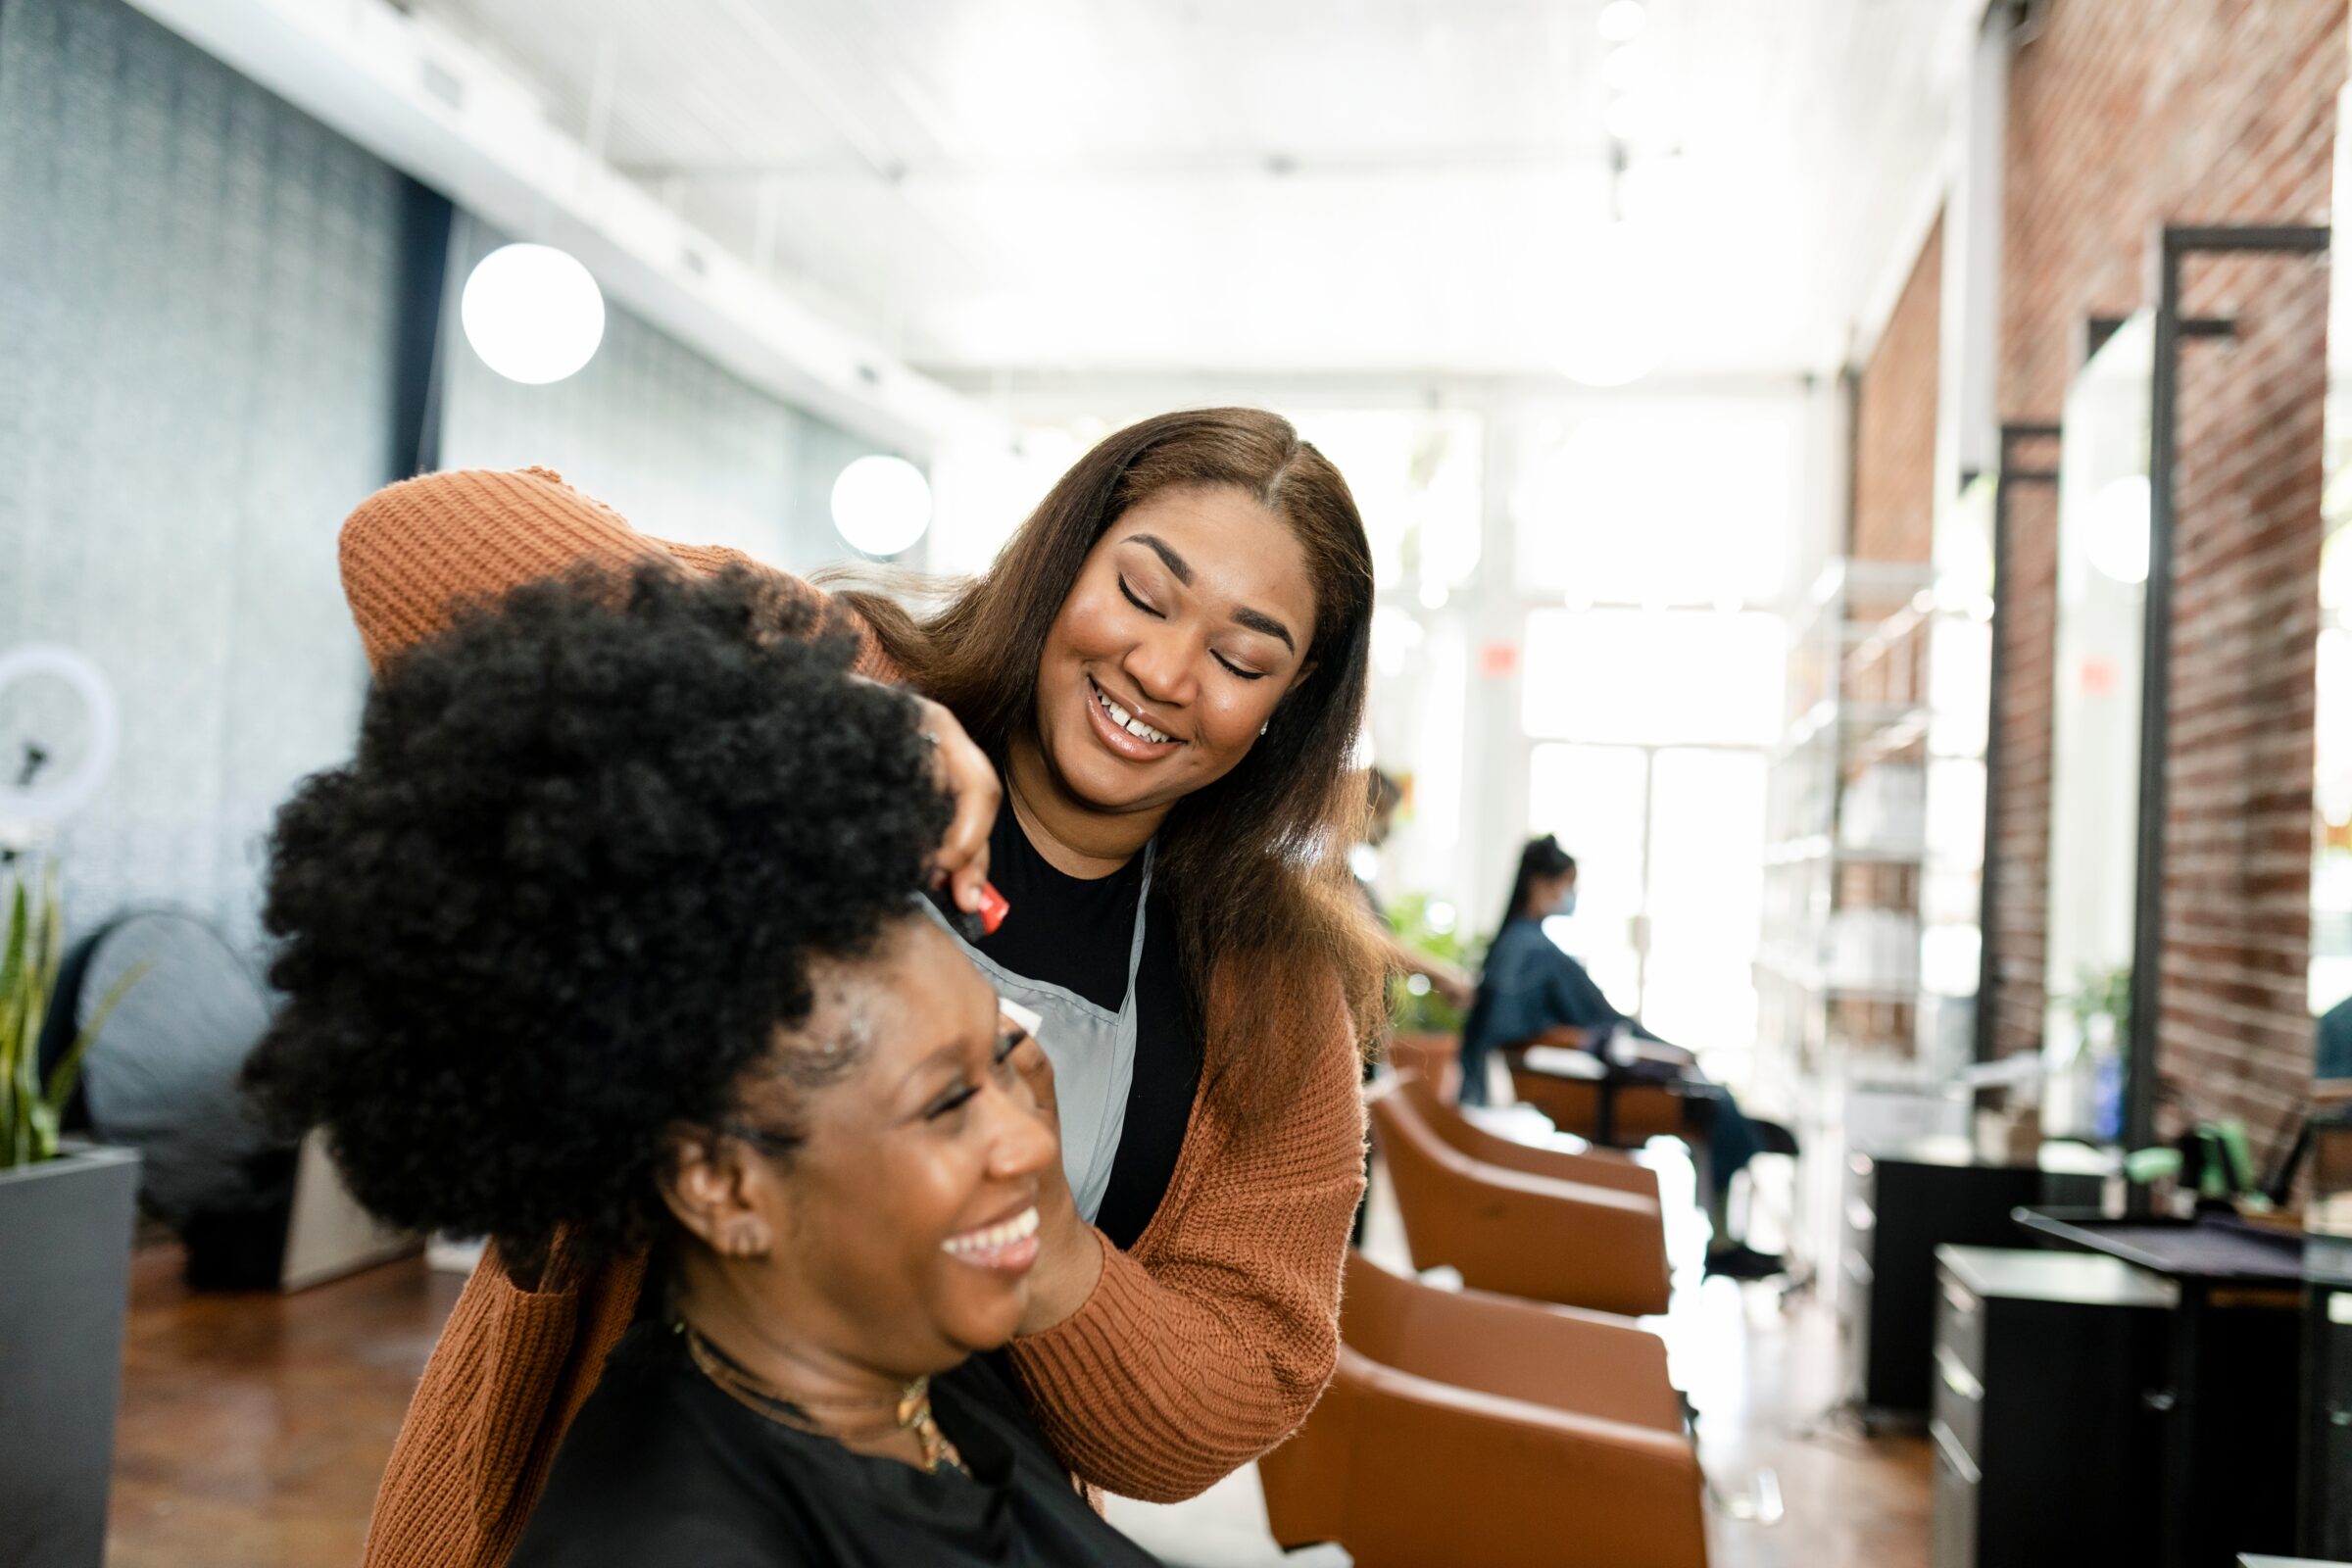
[
  {"x1": 2316, "y1": 168, "x2": 2352, "y2": 1094},
  {"x1": 2040, "y1": 311, "x2": 2154, "y2": 1143}
]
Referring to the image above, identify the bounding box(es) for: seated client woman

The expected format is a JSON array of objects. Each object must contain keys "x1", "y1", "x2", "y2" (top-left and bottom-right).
[
  {"x1": 244, "y1": 564, "x2": 1158, "y2": 1567},
  {"x1": 1457, "y1": 834, "x2": 1796, "y2": 1282}
]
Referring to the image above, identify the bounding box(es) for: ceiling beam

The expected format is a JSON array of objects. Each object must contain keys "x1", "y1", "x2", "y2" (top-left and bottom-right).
[{"x1": 122, "y1": 0, "x2": 1004, "y2": 458}]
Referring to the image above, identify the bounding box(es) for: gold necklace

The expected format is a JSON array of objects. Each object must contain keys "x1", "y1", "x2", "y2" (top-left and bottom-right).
[{"x1": 678, "y1": 1322, "x2": 965, "y2": 1477}]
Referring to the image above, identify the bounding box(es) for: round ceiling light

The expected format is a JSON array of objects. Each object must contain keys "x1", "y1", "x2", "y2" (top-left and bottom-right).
[
  {"x1": 1548, "y1": 223, "x2": 1671, "y2": 388},
  {"x1": 1598, "y1": 1, "x2": 1646, "y2": 43},
  {"x1": 2085, "y1": 474, "x2": 2152, "y2": 585},
  {"x1": 460, "y1": 243, "x2": 606, "y2": 385},
  {"x1": 830, "y1": 455, "x2": 933, "y2": 558},
  {"x1": 1602, "y1": 43, "x2": 1650, "y2": 92}
]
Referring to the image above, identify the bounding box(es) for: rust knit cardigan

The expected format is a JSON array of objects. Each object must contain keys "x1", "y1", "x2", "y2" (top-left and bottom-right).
[{"x1": 335, "y1": 468, "x2": 1369, "y2": 1568}]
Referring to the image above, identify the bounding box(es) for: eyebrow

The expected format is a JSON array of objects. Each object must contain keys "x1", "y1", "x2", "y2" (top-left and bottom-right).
[
  {"x1": 1122, "y1": 533, "x2": 1298, "y2": 653},
  {"x1": 899, "y1": 1042, "x2": 967, "y2": 1093},
  {"x1": 1232, "y1": 607, "x2": 1297, "y2": 651},
  {"x1": 1126, "y1": 532, "x2": 1195, "y2": 586}
]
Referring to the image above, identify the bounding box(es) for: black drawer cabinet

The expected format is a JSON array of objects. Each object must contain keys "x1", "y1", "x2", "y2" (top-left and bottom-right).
[
  {"x1": 1840, "y1": 1145, "x2": 2104, "y2": 1417},
  {"x1": 1931, "y1": 1246, "x2": 2175, "y2": 1568},
  {"x1": 2305, "y1": 1238, "x2": 2352, "y2": 1557}
]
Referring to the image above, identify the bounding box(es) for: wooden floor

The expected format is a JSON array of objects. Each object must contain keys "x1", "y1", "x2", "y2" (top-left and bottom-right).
[
  {"x1": 106, "y1": 1221, "x2": 1928, "y2": 1567},
  {"x1": 1674, "y1": 1280, "x2": 1934, "y2": 1568},
  {"x1": 107, "y1": 1244, "x2": 462, "y2": 1568}
]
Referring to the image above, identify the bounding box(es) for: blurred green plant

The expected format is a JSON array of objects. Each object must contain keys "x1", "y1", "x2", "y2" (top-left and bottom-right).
[
  {"x1": 2, "y1": 859, "x2": 144, "y2": 1169},
  {"x1": 2066, "y1": 963, "x2": 2131, "y2": 1040},
  {"x1": 1385, "y1": 892, "x2": 1487, "y2": 1035}
]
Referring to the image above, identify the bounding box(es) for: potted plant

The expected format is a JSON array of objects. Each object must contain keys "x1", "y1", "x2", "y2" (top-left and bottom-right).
[
  {"x1": 1, "y1": 858, "x2": 145, "y2": 1568},
  {"x1": 1382, "y1": 892, "x2": 1485, "y2": 1091},
  {"x1": 2060, "y1": 963, "x2": 2131, "y2": 1145}
]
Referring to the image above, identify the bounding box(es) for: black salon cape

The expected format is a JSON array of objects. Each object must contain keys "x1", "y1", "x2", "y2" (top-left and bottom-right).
[{"x1": 508, "y1": 1323, "x2": 1161, "y2": 1567}]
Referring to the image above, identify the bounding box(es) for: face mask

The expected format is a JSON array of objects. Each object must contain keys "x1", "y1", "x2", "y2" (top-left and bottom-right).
[{"x1": 1551, "y1": 887, "x2": 1579, "y2": 918}]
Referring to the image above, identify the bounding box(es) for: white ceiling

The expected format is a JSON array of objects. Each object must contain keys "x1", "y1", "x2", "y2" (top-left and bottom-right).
[{"x1": 409, "y1": 0, "x2": 1961, "y2": 380}]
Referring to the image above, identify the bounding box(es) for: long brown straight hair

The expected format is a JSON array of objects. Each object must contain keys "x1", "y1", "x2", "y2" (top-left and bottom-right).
[{"x1": 838, "y1": 408, "x2": 1388, "y2": 1110}]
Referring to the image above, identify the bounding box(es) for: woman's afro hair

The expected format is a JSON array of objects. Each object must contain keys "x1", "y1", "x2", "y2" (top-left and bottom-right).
[{"x1": 244, "y1": 564, "x2": 951, "y2": 1260}]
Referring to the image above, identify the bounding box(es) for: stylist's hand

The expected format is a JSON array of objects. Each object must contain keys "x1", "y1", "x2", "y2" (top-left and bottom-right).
[
  {"x1": 1006, "y1": 1033, "x2": 1104, "y2": 1336},
  {"x1": 908, "y1": 694, "x2": 999, "y2": 916}
]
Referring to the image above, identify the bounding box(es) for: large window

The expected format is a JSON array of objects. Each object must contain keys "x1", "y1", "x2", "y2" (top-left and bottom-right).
[
  {"x1": 1513, "y1": 412, "x2": 1792, "y2": 607},
  {"x1": 1529, "y1": 743, "x2": 1767, "y2": 1055},
  {"x1": 1521, "y1": 608, "x2": 1785, "y2": 747},
  {"x1": 1294, "y1": 410, "x2": 1485, "y2": 601},
  {"x1": 1511, "y1": 404, "x2": 1798, "y2": 1076}
]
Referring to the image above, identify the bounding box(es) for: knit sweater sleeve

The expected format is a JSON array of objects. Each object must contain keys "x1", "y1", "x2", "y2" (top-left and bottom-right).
[
  {"x1": 1004, "y1": 998, "x2": 1368, "y2": 1502},
  {"x1": 337, "y1": 467, "x2": 896, "y2": 681},
  {"x1": 362, "y1": 1240, "x2": 646, "y2": 1568}
]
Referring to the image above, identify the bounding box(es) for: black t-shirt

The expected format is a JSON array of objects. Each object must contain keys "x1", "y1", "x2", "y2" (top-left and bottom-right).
[
  {"x1": 973, "y1": 804, "x2": 1201, "y2": 1251},
  {"x1": 509, "y1": 1324, "x2": 1160, "y2": 1568}
]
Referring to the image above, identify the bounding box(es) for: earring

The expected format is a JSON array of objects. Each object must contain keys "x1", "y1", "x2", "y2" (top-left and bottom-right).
[
  {"x1": 1259, "y1": 719, "x2": 1269, "y2": 737},
  {"x1": 721, "y1": 1221, "x2": 767, "y2": 1259}
]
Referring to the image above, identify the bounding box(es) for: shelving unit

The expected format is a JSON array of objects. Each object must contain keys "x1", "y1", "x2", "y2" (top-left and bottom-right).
[{"x1": 1759, "y1": 560, "x2": 1985, "y2": 1079}]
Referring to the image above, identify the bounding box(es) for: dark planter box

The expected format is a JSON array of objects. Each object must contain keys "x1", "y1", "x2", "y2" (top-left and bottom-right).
[{"x1": 0, "y1": 1144, "x2": 141, "y2": 1568}]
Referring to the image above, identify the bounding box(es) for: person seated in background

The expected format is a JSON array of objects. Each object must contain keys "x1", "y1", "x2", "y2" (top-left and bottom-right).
[
  {"x1": 2319, "y1": 994, "x2": 2352, "y2": 1082},
  {"x1": 244, "y1": 564, "x2": 1158, "y2": 1568},
  {"x1": 1458, "y1": 834, "x2": 1794, "y2": 1282}
]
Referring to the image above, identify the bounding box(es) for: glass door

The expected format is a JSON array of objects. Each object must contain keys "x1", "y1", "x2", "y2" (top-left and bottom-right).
[{"x1": 2042, "y1": 311, "x2": 2154, "y2": 1141}]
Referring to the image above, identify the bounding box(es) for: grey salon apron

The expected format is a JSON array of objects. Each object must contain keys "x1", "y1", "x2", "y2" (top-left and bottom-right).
[{"x1": 921, "y1": 842, "x2": 1153, "y2": 1225}]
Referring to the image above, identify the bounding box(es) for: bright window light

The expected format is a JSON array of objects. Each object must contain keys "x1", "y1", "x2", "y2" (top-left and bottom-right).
[
  {"x1": 831, "y1": 456, "x2": 933, "y2": 558},
  {"x1": 460, "y1": 244, "x2": 605, "y2": 385},
  {"x1": 1514, "y1": 412, "x2": 1792, "y2": 605},
  {"x1": 2086, "y1": 474, "x2": 2152, "y2": 584},
  {"x1": 1521, "y1": 608, "x2": 1784, "y2": 746},
  {"x1": 1369, "y1": 606, "x2": 1427, "y2": 678},
  {"x1": 2323, "y1": 523, "x2": 2352, "y2": 615},
  {"x1": 1292, "y1": 411, "x2": 1485, "y2": 592},
  {"x1": 1603, "y1": 92, "x2": 1661, "y2": 144}
]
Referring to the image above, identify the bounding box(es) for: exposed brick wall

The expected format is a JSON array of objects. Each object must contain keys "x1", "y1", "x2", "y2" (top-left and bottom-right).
[
  {"x1": 1853, "y1": 211, "x2": 1944, "y2": 564},
  {"x1": 2163, "y1": 248, "x2": 2330, "y2": 1146},
  {"x1": 1990, "y1": 0, "x2": 2344, "y2": 1162},
  {"x1": 1990, "y1": 444, "x2": 2060, "y2": 1061}
]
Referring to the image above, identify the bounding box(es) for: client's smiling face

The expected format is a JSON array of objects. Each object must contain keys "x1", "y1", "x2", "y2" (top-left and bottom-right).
[{"x1": 727, "y1": 916, "x2": 1059, "y2": 1374}]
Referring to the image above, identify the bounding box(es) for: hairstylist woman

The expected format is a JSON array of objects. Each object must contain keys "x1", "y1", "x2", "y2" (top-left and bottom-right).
[
  {"x1": 335, "y1": 409, "x2": 1387, "y2": 1567},
  {"x1": 250, "y1": 568, "x2": 1158, "y2": 1566}
]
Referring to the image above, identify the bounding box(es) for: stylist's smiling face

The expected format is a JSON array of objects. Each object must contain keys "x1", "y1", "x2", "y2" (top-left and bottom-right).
[{"x1": 1036, "y1": 483, "x2": 1318, "y2": 815}]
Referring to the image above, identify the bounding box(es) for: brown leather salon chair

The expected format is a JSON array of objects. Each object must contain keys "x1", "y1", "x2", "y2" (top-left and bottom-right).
[
  {"x1": 1369, "y1": 1071, "x2": 1672, "y2": 1318},
  {"x1": 1261, "y1": 1250, "x2": 1708, "y2": 1568},
  {"x1": 1508, "y1": 1048, "x2": 1688, "y2": 1147},
  {"x1": 1393, "y1": 1068, "x2": 1660, "y2": 1202},
  {"x1": 1383, "y1": 1030, "x2": 1461, "y2": 1101}
]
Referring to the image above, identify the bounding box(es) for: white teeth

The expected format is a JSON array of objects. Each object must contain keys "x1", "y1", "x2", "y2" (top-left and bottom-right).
[
  {"x1": 941, "y1": 1205, "x2": 1040, "y2": 1257},
  {"x1": 1094, "y1": 683, "x2": 1172, "y2": 745}
]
